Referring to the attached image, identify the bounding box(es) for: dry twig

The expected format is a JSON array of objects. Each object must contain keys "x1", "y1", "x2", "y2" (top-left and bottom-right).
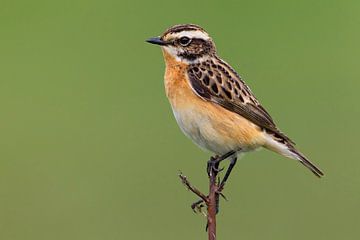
[{"x1": 179, "y1": 159, "x2": 222, "y2": 240}]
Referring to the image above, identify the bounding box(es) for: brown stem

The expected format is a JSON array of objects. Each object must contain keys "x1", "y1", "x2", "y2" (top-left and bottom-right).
[
  {"x1": 207, "y1": 167, "x2": 218, "y2": 240},
  {"x1": 178, "y1": 160, "x2": 221, "y2": 240}
]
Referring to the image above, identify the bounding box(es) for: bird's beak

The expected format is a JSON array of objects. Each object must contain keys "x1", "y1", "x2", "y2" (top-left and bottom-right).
[{"x1": 146, "y1": 37, "x2": 168, "y2": 46}]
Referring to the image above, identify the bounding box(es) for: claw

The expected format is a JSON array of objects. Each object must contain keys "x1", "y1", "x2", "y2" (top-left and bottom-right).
[
  {"x1": 207, "y1": 158, "x2": 223, "y2": 176},
  {"x1": 211, "y1": 165, "x2": 223, "y2": 173},
  {"x1": 214, "y1": 166, "x2": 224, "y2": 173}
]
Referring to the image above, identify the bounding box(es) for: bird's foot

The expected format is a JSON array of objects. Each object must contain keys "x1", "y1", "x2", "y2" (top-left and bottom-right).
[{"x1": 206, "y1": 156, "x2": 224, "y2": 177}]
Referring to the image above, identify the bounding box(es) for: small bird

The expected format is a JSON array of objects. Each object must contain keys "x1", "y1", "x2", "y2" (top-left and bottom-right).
[{"x1": 147, "y1": 24, "x2": 323, "y2": 186}]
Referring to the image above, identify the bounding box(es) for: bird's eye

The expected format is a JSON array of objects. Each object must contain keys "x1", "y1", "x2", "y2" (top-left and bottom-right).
[{"x1": 179, "y1": 36, "x2": 191, "y2": 46}]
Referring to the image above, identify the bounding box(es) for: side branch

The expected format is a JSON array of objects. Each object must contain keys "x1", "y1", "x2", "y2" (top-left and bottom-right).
[
  {"x1": 178, "y1": 161, "x2": 221, "y2": 240},
  {"x1": 179, "y1": 173, "x2": 208, "y2": 203}
]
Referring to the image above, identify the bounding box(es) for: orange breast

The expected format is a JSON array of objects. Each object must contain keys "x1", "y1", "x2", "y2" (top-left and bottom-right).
[{"x1": 162, "y1": 49, "x2": 265, "y2": 154}]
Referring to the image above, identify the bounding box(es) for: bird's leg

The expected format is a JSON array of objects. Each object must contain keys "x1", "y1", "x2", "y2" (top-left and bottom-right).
[
  {"x1": 217, "y1": 156, "x2": 238, "y2": 192},
  {"x1": 190, "y1": 151, "x2": 237, "y2": 215},
  {"x1": 210, "y1": 154, "x2": 238, "y2": 214},
  {"x1": 207, "y1": 150, "x2": 236, "y2": 176},
  {"x1": 191, "y1": 154, "x2": 223, "y2": 214},
  {"x1": 206, "y1": 155, "x2": 220, "y2": 177}
]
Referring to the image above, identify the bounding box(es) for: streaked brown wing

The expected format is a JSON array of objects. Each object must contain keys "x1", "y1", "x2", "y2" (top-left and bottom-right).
[{"x1": 187, "y1": 58, "x2": 294, "y2": 143}]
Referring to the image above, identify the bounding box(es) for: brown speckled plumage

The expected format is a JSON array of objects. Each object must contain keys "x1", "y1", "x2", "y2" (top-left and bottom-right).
[
  {"x1": 187, "y1": 57, "x2": 294, "y2": 144},
  {"x1": 148, "y1": 24, "x2": 323, "y2": 177}
]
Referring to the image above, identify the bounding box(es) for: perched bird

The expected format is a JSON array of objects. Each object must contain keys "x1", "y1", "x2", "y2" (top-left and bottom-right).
[{"x1": 146, "y1": 24, "x2": 323, "y2": 186}]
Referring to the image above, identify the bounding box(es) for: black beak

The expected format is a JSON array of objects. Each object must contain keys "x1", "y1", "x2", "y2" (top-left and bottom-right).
[{"x1": 146, "y1": 37, "x2": 167, "y2": 46}]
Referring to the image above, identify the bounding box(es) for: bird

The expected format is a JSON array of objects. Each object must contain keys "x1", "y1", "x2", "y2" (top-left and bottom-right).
[{"x1": 146, "y1": 24, "x2": 323, "y2": 187}]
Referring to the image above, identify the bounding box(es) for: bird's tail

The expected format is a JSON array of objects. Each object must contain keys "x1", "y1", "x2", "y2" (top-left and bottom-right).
[
  {"x1": 264, "y1": 134, "x2": 324, "y2": 177},
  {"x1": 289, "y1": 148, "x2": 324, "y2": 177}
]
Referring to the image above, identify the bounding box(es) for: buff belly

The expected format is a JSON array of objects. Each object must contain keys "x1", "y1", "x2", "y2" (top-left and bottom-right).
[{"x1": 171, "y1": 102, "x2": 265, "y2": 155}]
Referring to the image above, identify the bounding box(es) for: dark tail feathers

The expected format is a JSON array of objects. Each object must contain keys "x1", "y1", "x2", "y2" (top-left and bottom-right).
[{"x1": 290, "y1": 148, "x2": 324, "y2": 178}]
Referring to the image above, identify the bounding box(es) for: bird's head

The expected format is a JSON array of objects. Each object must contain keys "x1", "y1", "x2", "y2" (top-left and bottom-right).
[{"x1": 146, "y1": 24, "x2": 216, "y2": 63}]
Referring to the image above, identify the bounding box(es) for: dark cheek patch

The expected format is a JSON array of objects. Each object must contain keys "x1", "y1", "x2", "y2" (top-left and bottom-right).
[
  {"x1": 179, "y1": 51, "x2": 198, "y2": 61},
  {"x1": 177, "y1": 38, "x2": 214, "y2": 61}
]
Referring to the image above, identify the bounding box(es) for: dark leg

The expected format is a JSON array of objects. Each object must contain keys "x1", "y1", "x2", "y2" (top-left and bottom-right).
[
  {"x1": 207, "y1": 150, "x2": 236, "y2": 176},
  {"x1": 213, "y1": 153, "x2": 238, "y2": 214},
  {"x1": 218, "y1": 156, "x2": 237, "y2": 192},
  {"x1": 191, "y1": 151, "x2": 237, "y2": 215}
]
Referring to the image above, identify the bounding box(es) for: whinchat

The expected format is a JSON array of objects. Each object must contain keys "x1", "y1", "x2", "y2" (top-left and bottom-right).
[{"x1": 147, "y1": 24, "x2": 323, "y2": 182}]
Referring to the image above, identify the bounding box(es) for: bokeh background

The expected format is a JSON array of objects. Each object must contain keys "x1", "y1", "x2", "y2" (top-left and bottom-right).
[{"x1": 0, "y1": 0, "x2": 359, "y2": 239}]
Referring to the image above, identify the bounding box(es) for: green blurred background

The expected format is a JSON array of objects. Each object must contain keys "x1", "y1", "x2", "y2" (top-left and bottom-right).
[{"x1": 0, "y1": 0, "x2": 359, "y2": 239}]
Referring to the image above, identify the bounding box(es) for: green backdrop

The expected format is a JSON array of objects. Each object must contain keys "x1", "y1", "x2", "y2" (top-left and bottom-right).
[{"x1": 0, "y1": 0, "x2": 359, "y2": 239}]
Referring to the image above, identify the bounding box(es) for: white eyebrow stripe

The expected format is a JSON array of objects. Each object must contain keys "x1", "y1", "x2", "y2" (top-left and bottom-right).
[{"x1": 169, "y1": 30, "x2": 210, "y2": 40}]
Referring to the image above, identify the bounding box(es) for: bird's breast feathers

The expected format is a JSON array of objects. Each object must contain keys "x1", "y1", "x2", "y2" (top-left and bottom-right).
[{"x1": 162, "y1": 50, "x2": 265, "y2": 154}]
